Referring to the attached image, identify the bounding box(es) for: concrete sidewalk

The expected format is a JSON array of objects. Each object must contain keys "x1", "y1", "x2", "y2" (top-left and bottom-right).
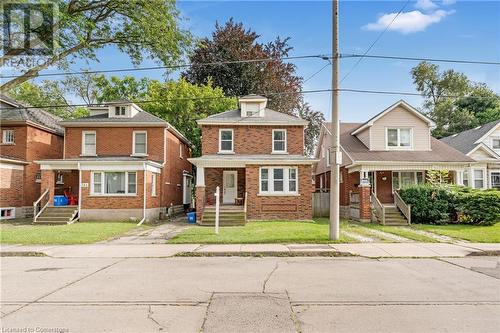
[{"x1": 1, "y1": 242, "x2": 499, "y2": 258}]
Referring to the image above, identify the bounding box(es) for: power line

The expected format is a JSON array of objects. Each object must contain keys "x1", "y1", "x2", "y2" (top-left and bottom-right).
[
  {"x1": 341, "y1": 53, "x2": 500, "y2": 66},
  {"x1": 303, "y1": 62, "x2": 331, "y2": 84},
  {"x1": 340, "y1": 0, "x2": 411, "y2": 84},
  {"x1": 0, "y1": 54, "x2": 330, "y2": 79},
  {"x1": 2, "y1": 88, "x2": 497, "y2": 111}
]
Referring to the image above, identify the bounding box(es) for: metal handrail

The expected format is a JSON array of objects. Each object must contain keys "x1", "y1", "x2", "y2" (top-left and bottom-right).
[
  {"x1": 33, "y1": 188, "x2": 50, "y2": 222},
  {"x1": 394, "y1": 190, "x2": 411, "y2": 225},
  {"x1": 371, "y1": 193, "x2": 385, "y2": 225}
]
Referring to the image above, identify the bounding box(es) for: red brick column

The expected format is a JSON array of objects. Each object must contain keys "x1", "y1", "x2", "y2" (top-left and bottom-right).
[
  {"x1": 195, "y1": 186, "x2": 205, "y2": 222},
  {"x1": 358, "y1": 184, "x2": 371, "y2": 222},
  {"x1": 40, "y1": 170, "x2": 55, "y2": 205}
]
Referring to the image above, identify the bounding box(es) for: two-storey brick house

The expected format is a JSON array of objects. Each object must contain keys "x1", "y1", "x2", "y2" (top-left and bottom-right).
[
  {"x1": 189, "y1": 95, "x2": 318, "y2": 224},
  {"x1": 36, "y1": 100, "x2": 193, "y2": 223},
  {"x1": 0, "y1": 94, "x2": 64, "y2": 219}
]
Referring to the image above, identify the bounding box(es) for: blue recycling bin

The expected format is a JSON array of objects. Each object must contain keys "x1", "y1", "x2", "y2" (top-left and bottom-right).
[
  {"x1": 54, "y1": 195, "x2": 68, "y2": 206},
  {"x1": 187, "y1": 212, "x2": 196, "y2": 224}
]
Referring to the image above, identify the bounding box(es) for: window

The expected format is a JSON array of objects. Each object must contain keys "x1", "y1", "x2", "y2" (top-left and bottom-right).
[
  {"x1": 392, "y1": 171, "x2": 424, "y2": 191},
  {"x1": 387, "y1": 128, "x2": 412, "y2": 149},
  {"x1": 463, "y1": 170, "x2": 469, "y2": 187},
  {"x1": 91, "y1": 171, "x2": 136, "y2": 195},
  {"x1": 82, "y1": 131, "x2": 96, "y2": 156},
  {"x1": 326, "y1": 148, "x2": 331, "y2": 166},
  {"x1": 219, "y1": 129, "x2": 233, "y2": 153},
  {"x1": 115, "y1": 106, "x2": 126, "y2": 116},
  {"x1": 272, "y1": 129, "x2": 287, "y2": 153},
  {"x1": 0, "y1": 208, "x2": 15, "y2": 220},
  {"x1": 35, "y1": 172, "x2": 41, "y2": 183},
  {"x1": 133, "y1": 131, "x2": 147, "y2": 155},
  {"x1": 245, "y1": 103, "x2": 260, "y2": 117},
  {"x1": 179, "y1": 144, "x2": 183, "y2": 158},
  {"x1": 493, "y1": 139, "x2": 500, "y2": 149},
  {"x1": 491, "y1": 172, "x2": 500, "y2": 189},
  {"x1": 151, "y1": 173, "x2": 157, "y2": 196},
  {"x1": 259, "y1": 166, "x2": 298, "y2": 195},
  {"x1": 56, "y1": 172, "x2": 64, "y2": 185},
  {"x1": 2, "y1": 130, "x2": 14, "y2": 144},
  {"x1": 474, "y1": 169, "x2": 484, "y2": 189}
]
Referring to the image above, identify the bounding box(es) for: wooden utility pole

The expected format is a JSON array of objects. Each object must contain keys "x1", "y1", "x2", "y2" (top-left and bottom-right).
[{"x1": 329, "y1": 0, "x2": 340, "y2": 240}]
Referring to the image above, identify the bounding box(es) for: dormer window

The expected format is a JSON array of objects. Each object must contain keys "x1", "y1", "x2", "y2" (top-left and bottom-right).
[
  {"x1": 386, "y1": 128, "x2": 412, "y2": 149},
  {"x1": 493, "y1": 138, "x2": 500, "y2": 149},
  {"x1": 115, "y1": 106, "x2": 126, "y2": 116},
  {"x1": 245, "y1": 103, "x2": 260, "y2": 117},
  {"x1": 272, "y1": 129, "x2": 287, "y2": 153}
]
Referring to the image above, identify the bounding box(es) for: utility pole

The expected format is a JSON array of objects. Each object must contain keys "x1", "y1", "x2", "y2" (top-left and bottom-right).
[{"x1": 329, "y1": 0, "x2": 340, "y2": 240}]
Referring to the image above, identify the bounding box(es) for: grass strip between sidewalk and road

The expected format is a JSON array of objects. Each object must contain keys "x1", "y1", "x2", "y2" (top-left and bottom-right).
[{"x1": 412, "y1": 223, "x2": 500, "y2": 243}]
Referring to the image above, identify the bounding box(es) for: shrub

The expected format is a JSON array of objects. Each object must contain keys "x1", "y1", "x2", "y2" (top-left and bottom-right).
[
  {"x1": 455, "y1": 189, "x2": 500, "y2": 226},
  {"x1": 399, "y1": 184, "x2": 456, "y2": 224}
]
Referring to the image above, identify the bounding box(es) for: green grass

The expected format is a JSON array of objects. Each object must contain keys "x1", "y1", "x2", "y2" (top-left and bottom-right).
[
  {"x1": 0, "y1": 219, "x2": 143, "y2": 244},
  {"x1": 412, "y1": 223, "x2": 500, "y2": 243},
  {"x1": 360, "y1": 224, "x2": 439, "y2": 242},
  {"x1": 168, "y1": 219, "x2": 356, "y2": 244}
]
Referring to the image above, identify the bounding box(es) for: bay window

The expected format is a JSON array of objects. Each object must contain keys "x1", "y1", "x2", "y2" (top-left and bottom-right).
[
  {"x1": 92, "y1": 171, "x2": 137, "y2": 195},
  {"x1": 260, "y1": 166, "x2": 298, "y2": 195},
  {"x1": 386, "y1": 128, "x2": 412, "y2": 149},
  {"x1": 272, "y1": 129, "x2": 287, "y2": 153}
]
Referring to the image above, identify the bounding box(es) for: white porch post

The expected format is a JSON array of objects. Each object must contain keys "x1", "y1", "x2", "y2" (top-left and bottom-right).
[{"x1": 196, "y1": 166, "x2": 205, "y2": 187}]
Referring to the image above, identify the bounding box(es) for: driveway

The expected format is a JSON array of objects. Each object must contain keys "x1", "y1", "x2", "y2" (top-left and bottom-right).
[
  {"x1": 104, "y1": 219, "x2": 191, "y2": 244},
  {"x1": 1, "y1": 256, "x2": 499, "y2": 332}
]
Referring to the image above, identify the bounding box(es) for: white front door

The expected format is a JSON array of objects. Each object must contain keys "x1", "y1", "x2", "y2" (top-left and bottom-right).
[{"x1": 222, "y1": 171, "x2": 237, "y2": 204}]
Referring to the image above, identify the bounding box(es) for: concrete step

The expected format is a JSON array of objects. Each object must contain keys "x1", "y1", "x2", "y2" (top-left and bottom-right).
[
  {"x1": 34, "y1": 220, "x2": 70, "y2": 225},
  {"x1": 36, "y1": 216, "x2": 72, "y2": 222},
  {"x1": 198, "y1": 220, "x2": 246, "y2": 226}
]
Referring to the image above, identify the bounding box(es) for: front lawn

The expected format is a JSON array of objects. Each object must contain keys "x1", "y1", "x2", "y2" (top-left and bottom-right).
[
  {"x1": 361, "y1": 224, "x2": 438, "y2": 242},
  {"x1": 413, "y1": 223, "x2": 500, "y2": 243},
  {"x1": 0, "y1": 219, "x2": 143, "y2": 244},
  {"x1": 168, "y1": 219, "x2": 356, "y2": 244}
]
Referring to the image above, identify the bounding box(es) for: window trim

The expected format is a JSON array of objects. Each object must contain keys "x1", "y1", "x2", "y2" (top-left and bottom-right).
[
  {"x1": 81, "y1": 131, "x2": 97, "y2": 156},
  {"x1": 90, "y1": 171, "x2": 137, "y2": 196},
  {"x1": 179, "y1": 144, "x2": 183, "y2": 159},
  {"x1": 272, "y1": 129, "x2": 287, "y2": 154},
  {"x1": 151, "y1": 173, "x2": 157, "y2": 197},
  {"x1": 492, "y1": 137, "x2": 500, "y2": 150},
  {"x1": 218, "y1": 128, "x2": 234, "y2": 154},
  {"x1": 132, "y1": 131, "x2": 148, "y2": 156},
  {"x1": 391, "y1": 171, "x2": 425, "y2": 192},
  {"x1": 326, "y1": 148, "x2": 331, "y2": 167},
  {"x1": 114, "y1": 106, "x2": 127, "y2": 117},
  {"x1": 472, "y1": 168, "x2": 485, "y2": 189},
  {"x1": 491, "y1": 171, "x2": 500, "y2": 189},
  {"x1": 259, "y1": 166, "x2": 299, "y2": 196},
  {"x1": 2, "y1": 130, "x2": 14, "y2": 144},
  {"x1": 385, "y1": 127, "x2": 413, "y2": 150}
]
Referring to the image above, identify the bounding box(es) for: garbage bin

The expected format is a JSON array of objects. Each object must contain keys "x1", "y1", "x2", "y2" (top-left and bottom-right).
[
  {"x1": 187, "y1": 212, "x2": 196, "y2": 224},
  {"x1": 54, "y1": 195, "x2": 68, "y2": 206}
]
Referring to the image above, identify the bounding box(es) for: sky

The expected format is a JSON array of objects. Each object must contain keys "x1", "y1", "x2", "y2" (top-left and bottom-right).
[{"x1": 6, "y1": 0, "x2": 500, "y2": 123}]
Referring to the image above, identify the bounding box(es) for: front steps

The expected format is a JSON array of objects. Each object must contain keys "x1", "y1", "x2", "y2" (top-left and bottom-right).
[
  {"x1": 34, "y1": 206, "x2": 78, "y2": 225},
  {"x1": 198, "y1": 206, "x2": 246, "y2": 226},
  {"x1": 378, "y1": 206, "x2": 409, "y2": 226}
]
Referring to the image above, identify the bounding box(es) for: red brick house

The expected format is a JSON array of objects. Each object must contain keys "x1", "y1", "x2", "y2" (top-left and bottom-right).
[
  {"x1": 189, "y1": 95, "x2": 318, "y2": 225},
  {"x1": 0, "y1": 94, "x2": 64, "y2": 219},
  {"x1": 315, "y1": 100, "x2": 474, "y2": 224},
  {"x1": 35, "y1": 100, "x2": 193, "y2": 223}
]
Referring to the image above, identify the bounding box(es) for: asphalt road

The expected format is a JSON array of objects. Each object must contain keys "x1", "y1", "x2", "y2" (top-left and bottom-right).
[{"x1": 1, "y1": 256, "x2": 499, "y2": 333}]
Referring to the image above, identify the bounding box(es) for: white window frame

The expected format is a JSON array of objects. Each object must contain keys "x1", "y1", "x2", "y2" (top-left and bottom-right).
[
  {"x1": 492, "y1": 137, "x2": 500, "y2": 150},
  {"x1": 259, "y1": 166, "x2": 299, "y2": 196},
  {"x1": 391, "y1": 171, "x2": 425, "y2": 192},
  {"x1": 472, "y1": 168, "x2": 485, "y2": 189},
  {"x1": 272, "y1": 129, "x2": 287, "y2": 154},
  {"x1": 82, "y1": 131, "x2": 96, "y2": 156},
  {"x1": 179, "y1": 144, "x2": 183, "y2": 159},
  {"x1": 490, "y1": 171, "x2": 500, "y2": 189},
  {"x1": 326, "y1": 148, "x2": 331, "y2": 167},
  {"x1": 463, "y1": 169, "x2": 469, "y2": 187},
  {"x1": 386, "y1": 127, "x2": 413, "y2": 150},
  {"x1": 218, "y1": 129, "x2": 234, "y2": 153},
  {"x1": 132, "y1": 131, "x2": 148, "y2": 156},
  {"x1": 151, "y1": 173, "x2": 157, "y2": 197},
  {"x1": 91, "y1": 171, "x2": 137, "y2": 196},
  {"x1": 2, "y1": 130, "x2": 14, "y2": 144},
  {"x1": 114, "y1": 106, "x2": 127, "y2": 117}
]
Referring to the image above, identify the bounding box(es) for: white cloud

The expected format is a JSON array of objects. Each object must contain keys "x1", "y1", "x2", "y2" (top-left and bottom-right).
[
  {"x1": 363, "y1": 9, "x2": 454, "y2": 34},
  {"x1": 442, "y1": 0, "x2": 457, "y2": 5},
  {"x1": 415, "y1": 0, "x2": 438, "y2": 10}
]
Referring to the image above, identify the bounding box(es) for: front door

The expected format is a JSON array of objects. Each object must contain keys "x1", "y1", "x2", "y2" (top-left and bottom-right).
[{"x1": 222, "y1": 171, "x2": 237, "y2": 204}]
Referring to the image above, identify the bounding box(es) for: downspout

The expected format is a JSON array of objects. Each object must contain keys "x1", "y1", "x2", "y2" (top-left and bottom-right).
[
  {"x1": 77, "y1": 162, "x2": 81, "y2": 218},
  {"x1": 137, "y1": 162, "x2": 147, "y2": 226}
]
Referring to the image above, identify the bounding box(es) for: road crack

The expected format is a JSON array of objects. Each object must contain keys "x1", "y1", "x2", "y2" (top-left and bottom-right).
[
  {"x1": 147, "y1": 305, "x2": 166, "y2": 331},
  {"x1": 262, "y1": 261, "x2": 279, "y2": 293}
]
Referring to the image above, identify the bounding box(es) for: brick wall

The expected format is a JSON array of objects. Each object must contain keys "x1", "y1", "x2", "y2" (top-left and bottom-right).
[
  {"x1": 204, "y1": 168, "x2": 246, "y2": 205},
  {"x1": 0, "y1": 167, "x2": 24, "y2": 208},
  {"x1": 64, "y1": 127, "x2": 165, "y2": 162},
  {"x1": 245, "y1": 164, "x2": 313, "y2": 220},
  {"x1": 340, "y1": 169, "x2": 360, "y2": 206},
  {"x1": 201, "y1": 125, "x2": 305, "y2": 155},
  {"x1": 0, "y1": 126, "x2": 27, "y2": 160}
]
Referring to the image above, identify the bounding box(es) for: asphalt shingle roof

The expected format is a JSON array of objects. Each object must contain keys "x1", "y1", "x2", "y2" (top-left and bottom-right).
[
  {"x1": 440, "y1": 119, "x2": 500, "y2": 154},
  {"x1": 0, "y1": 94, "x2": 63, "y2": 135},
  {"x1": 59, "y1": 111, "x2": 166, "y2": 124},
  {"x1": 199, "y1": 108, "x2": 308, "y2": 125}
]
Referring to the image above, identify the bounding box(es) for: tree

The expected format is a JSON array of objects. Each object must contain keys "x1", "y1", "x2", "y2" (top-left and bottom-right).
[
  {"x1": 93, "y1": 75, "x2": 150, "y2": 103},
  {"x1": 182, "y1": 19, "x2": 302, "y2": 114},
  {"x1": 411, "y1": 62, "x2": 500, "y2": 137},
  {"x1": 1, "y1": 0, "x2": 192, "y2": 91},
  {"x1": 294, "y1": 100, "x2": 325, "y2": 156},
  {"x1": 142, "y1": 78, "x2": 237, "y2": 156}
]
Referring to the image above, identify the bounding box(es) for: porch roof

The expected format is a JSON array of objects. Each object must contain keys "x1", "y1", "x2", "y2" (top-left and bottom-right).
[
  {"x1": 35, "y1": 157, "x2": 163, "y2": 172},
  {"x1": 188, "y1": 154, "x2": 318, "y2": 168}
]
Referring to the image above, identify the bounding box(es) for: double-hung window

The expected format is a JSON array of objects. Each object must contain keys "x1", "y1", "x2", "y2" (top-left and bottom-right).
[
  {"x1": 326, "y1": 148, "x2": 331, "y2": 166},
  {"x1": 82, "y1": 131, "x2": 96, "y2": 156},
  {"x1": 151, "y1": 173, "x2": 157, "y2": 196},
  {"x1": 463, "y1": 170, "x2": 469, "y2": 187},
  {"x1": 386, "y1": 128, "x2": 412, "y2": 149},
  {"x1": 2, "y1": 130, "x2": 14, "y2": 144},
  {"x1": 272, "y1": 129, "x2": 287, "y2": 153},
  {"x1": 133, "y1": 131, "x2": 147, "y2": 155},
  {"x1": 259, "y1": 166, "x2": 298, "y2": 195},
  {"x1": 473, "y1": 169, "x2": 485, "y2": 189},
  {"x1": 493, "y1": 138, "x2": 500, "y2": 150},
  {"x1": 219, "y1": 129, "x2": 233, "y2": 153},
  {"x1": 115, "y1": 106, "x2": 126, "y2": 116},
  {"x1": 91, "y1": 171, "x2": 137, "y2": 195},
  {"x1": 491, "y1": 172, "x2": 500, "y2": 189}
]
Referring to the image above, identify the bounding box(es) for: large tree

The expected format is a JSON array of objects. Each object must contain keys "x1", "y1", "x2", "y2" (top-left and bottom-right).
[
  {"x1": 1, "y1": 0, "x2": 191, "y2": 91},
  {"x1": 182, "y1": 19, "x2": 302, "y2": 115},
  {"x1": 294, "y1": 100, "x2": 325, "y2": 156},
  {"x1": 412, "y1": 62, "x2": 500, "y2": 138}
]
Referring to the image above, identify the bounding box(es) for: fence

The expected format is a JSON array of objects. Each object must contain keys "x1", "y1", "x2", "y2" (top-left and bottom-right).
[{"x1": 312, "y1": 191, "x2": 330, "y2": 217}]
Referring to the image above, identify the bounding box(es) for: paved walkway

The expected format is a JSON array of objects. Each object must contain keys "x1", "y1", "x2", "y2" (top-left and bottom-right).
[
  {"x1": 103, "y1": 219, "x2": 190, "y2": 244},
  {"x1": 1, "y1": 242, "x2": 499, "y2": 258}
]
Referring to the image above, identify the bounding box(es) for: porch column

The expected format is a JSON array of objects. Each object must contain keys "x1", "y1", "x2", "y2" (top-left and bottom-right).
[
  {"x1": 195, "y1": 166, "x2": 205, "y2": 222},
  {"x1": 41, "y1": 170, "x2": 55, "y2": 205},
  {"x1": 358, "y1": 179, "x2": 371, "y2": 222}
]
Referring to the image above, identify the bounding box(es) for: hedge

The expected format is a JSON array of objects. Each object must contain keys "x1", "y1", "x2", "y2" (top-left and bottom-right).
[{"x1": 399, "y1": 185, "x2": 500, "y2": 225}]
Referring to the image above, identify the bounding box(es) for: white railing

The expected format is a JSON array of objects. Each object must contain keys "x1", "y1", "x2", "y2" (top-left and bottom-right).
[
  {"x1": 371, "y1": 193, "x2": 385, "y2": 225},
  {"x1": 33, "y1": 188, "x2": 50, "y2": 223},
  {"x1": 394, "y1": 190, "x2": 411, "y2": 225}
]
